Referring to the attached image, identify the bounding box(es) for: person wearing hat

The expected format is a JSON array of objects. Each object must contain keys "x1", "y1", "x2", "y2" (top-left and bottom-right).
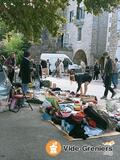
[{"x1": 70, "y1": 72, "x2": 92, "y2": 95}]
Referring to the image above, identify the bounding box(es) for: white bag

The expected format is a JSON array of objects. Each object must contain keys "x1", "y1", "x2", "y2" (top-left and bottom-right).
[{"x1": 42, "y1": 99, "x2": 52, "y2": 108}]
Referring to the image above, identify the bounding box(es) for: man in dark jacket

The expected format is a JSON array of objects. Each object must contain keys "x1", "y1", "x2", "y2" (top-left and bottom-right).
[
  {"x1": 70, "y1": 72, "x2": 92, "y2": 95},
  {"x1": 101, "y1": 55, "x2": 116, "y2": 99},
  {"x1": 63, "y1": 58, "x2": 69, "y2": 74},
  {"x1": 20, "y1": 51, "x2": 32, "y2": 94},
  {"x1": 93, "y1": 61, "x2": 100, "y2": 80}
]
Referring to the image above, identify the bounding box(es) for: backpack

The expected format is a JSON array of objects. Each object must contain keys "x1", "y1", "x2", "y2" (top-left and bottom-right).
[{"x1": 84, "y1": 106, "x2": 117, "y2": 130}]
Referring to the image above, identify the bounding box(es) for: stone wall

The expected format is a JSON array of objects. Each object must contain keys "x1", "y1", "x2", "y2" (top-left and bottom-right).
[
  {"x1": 65, "y1": 0, "x2": 93, "y2": 65},
  {"x1": 56, "y1": 50, "x2": 73, "y2": 60},
  {"x1": 106, "y1": 10, "x2": 118, "y2": 59},
  {"x1": 29, "y1": 44, "x2": 73, "y2": 63},
  {"x1": 91, "y1": 12, "x2": 108, "y2": 63},
  {"x1": 63, "y1": 0, "x2": 108, "y2": 65},
  {"x1": 29, "y1": 0, "x2": 109, "y2": 66}
]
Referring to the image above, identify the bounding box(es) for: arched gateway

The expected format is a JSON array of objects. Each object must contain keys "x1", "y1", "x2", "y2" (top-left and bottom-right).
[{"x1": 73, "y1": 50, "x2": 87, "y2": 65}]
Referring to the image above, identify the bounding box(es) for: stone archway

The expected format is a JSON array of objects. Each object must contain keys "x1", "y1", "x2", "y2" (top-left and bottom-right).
[{"x1": 73, "y1": 50, "x2": 87, "y2": 65}]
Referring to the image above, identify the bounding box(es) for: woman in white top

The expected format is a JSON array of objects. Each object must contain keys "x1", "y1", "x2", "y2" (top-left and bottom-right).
[{"x1": 59, "y1": 60, "x2": 64, "y2": 78}]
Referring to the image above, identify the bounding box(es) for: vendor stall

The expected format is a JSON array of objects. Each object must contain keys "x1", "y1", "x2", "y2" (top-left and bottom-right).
[{"x1": 40, "y1": 87, "x2": 120, "y2": 140}]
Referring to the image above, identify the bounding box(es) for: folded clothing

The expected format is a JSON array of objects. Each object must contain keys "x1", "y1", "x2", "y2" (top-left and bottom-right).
[
  {"x1": 55, "y1": 111, "x2": 72, "y2": 118},
  {"x1": 59, "y1": 103, "x2": 74, "y2": 111}
]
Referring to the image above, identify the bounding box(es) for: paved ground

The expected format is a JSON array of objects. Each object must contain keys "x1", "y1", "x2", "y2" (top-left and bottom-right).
[
  {"x1": 0, "y1": 77, "x2": 120, "y2": 160},
  {"x1": 46, "y1": 77, "x2": 120, "y2": 109}
]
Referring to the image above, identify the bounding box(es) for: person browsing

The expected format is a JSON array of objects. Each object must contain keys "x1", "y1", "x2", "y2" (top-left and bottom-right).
[{"x1": 70, "y1": 72, "x2": 92, "y2": 95}]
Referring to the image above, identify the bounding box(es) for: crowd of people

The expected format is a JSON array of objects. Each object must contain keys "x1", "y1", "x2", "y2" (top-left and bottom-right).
[
  {"x1": 0, "y1": 51, "x2": 120, "y2": 98},
  {"x1": 0, "y1": 52, "x2": 71, "y2": 93},
  {"x1": 52, "y1": 58, "x2": 69, "y2": 78},
  {"x1": 70, "y1": 54, "x2": 120, "y2": 99}
]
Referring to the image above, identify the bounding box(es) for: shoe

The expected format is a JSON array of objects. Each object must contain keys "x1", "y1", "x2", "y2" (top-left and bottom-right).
[
  {"x1": 101, "y1": 96, "x2": 107, "y2": 100},
  {"x1": 111, "y1": 92, "x2": 116, "y2": 98}
]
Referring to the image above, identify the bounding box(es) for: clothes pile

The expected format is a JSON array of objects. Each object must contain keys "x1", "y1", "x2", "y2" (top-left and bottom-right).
[
  {"x1": 40, "y1": 88, "x2": 118, "y2": 139},
  {"x1": 105, "y1": 98, "x2": 120, "y2": 131},
  {"x1": 106, "y1": 99, "x2": 120, "y2": 119}
]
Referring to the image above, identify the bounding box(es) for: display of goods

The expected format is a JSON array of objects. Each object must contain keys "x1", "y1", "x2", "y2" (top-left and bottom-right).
[
  {"x1": 74, "y1": 105, "x2": 82, "y2": 111},
  {"x1": 41, "y1": 80, "x2": 51, "y2": 88},
  {"x1": 46, "y1": 96, "x2": 59, "y2": 109},
  {"x1": 80, "y1": 95, "x2": 97, "y2": 103},
  {"x1": 84, "y1": 106, "x2": 108, "y2": 130},
  {"x1": 28, "y1": 83, "x2": 34, "y2": 88},
  {"x1": 106, "y1": 100, "x2": 120, "y2": 113}
]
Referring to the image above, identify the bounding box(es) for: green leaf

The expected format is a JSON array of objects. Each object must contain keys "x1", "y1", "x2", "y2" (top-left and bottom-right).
[{"x1": 0, "y1": 0, "x2": 120, "y2": 41}]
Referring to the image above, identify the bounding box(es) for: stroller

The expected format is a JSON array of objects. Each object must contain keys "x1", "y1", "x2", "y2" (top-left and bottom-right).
[{"x1": 8, "y1": 82, "x2": 33, "y2": 113}]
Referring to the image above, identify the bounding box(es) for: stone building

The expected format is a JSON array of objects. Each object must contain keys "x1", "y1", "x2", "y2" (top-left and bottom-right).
[
  {"x1": 61, "y1": 0, "x2": 108, "y2": 65},
  {"x1": 106, "y1": 9, "x2": 120, "y2": 61},
  {"x1": 29, "y1": 0, "x2": 109, "y2": 65}
]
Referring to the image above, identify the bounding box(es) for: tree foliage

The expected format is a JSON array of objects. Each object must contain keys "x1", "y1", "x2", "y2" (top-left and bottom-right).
[
  {"x1": 0, "y1": 0, "x2": 120, "y2": 41},
  {"x1": 83, "y1": 0, "x2": 120, "y2": 15},
  {"x1": 0, "y1": 20, "x2": 10, "y2": 41},
  {"x1": 0, "y1": 0, "x2": 67, "y2": 42},
  {"x1": 3, "y1": 31, "x2": 25, "y2": 63}
]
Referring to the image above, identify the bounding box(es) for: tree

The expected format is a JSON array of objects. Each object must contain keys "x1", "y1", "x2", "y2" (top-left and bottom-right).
[
  {"x1": 0, "y1": 20, "x2": 10, "y2": 41},
  {"x1": 3, "y1": 31, "x2": 25, "y2": 63},
  {"x1": 0, "y1": 0, "x2": 120, "y2": 41},
  {"x1": 0, "y1": 0, "x2": 67, "y2": 42},
  {"x1": 83, "y1": 0, "x2": 120, "y2": 15}
]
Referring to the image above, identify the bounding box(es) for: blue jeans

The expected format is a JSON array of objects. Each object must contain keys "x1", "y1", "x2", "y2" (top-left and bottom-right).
[
  {"x1": 22, "y1": 84, "x2": 29, "y2": 94},
  {"x1": 112, "y1": 73, "x2": 118, "y2": 87}
]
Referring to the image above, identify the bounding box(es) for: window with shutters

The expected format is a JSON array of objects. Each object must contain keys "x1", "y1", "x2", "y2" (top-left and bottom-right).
[
  {"x1": 69, "y1": 10, "x2": 74, "y2": 22},
  {"x1": 76, "y1": 7, "x2": 85, "y2": 20}
]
